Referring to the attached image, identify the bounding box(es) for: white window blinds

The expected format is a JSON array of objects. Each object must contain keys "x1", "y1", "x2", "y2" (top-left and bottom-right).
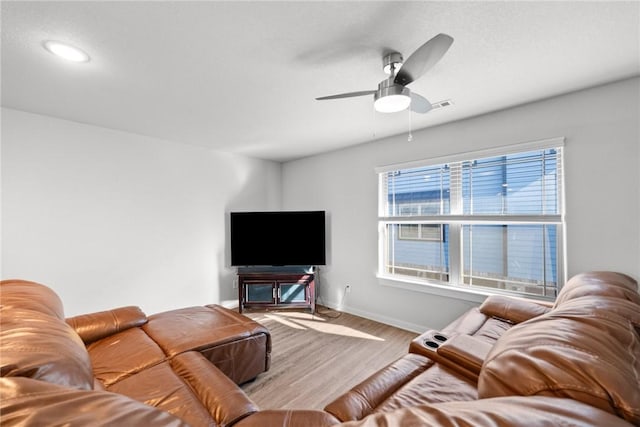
[{"x1": 378, "y1": 140, "x2": 565, "y2": 298}]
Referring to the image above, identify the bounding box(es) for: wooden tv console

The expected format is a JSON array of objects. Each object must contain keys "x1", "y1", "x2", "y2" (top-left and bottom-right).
[{"x1": 238, "y1": 271, "x2": 315, "y2": 314}]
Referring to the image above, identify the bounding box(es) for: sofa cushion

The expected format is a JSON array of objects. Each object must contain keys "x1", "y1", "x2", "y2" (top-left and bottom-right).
[
  {"x1": 106, "y1": 360, "x2": 217, "y2": 425},
  {"x1": 340, "y1": 396, "x2": 635, "y2": 427},
  {"x1": 440, "y1": 307, "x2": 513, "y2": 342},
  {"x1": 0, "y1": 377, "x2": 188, "y2": 426},
  {"x1": 234, "y1": 410, "x2": 340, "y2": 427},
  {"x1": 374, "y1": 364, "x2": 478, "y2": 414},
  {"x1": 478, "y1": 295, "x2": 640, "y2": 424},
  {"x1": 87, "y1": 327, "x2": 167, "y2": 387},
  {"x1": 143, "y1": 304, "x2": 271, "y2": 384},
  {"x1": 143, "y1": 305, "x2": 270, "y2": 356},
  {"x1": 106, "y1": 352, "x2": 258, "y2": 426}
]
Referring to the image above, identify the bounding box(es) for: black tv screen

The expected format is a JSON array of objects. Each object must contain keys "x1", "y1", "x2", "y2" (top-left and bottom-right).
[{"x1": 230, "y1": 211, "x2": 326, "y2": 266}]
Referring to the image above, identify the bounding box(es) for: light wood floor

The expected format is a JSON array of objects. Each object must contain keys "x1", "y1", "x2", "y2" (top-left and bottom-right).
[{"x1": 241, "y1": 306, "x2": 418, "y2": 410}]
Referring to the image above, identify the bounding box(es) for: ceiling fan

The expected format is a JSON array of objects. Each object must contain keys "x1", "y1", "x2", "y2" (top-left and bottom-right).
[{"x1": 316, "y1": 33, "x2": 453, "y2": 114}]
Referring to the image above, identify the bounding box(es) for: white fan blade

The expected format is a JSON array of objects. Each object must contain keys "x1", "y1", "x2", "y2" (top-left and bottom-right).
[
  {"x1": 316, "y1": 90, "x2": 376, "y2": 100},
  {"x1": 410, "y1": 92, "x2": 433, "y2": 114}
]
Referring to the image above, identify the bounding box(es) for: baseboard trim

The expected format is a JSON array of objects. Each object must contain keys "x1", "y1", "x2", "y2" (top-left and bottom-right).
[
  {"x1": 320, "y1": 299, "x2": 427, "y2": 333},
  {"x1": 229, "y1": 295, "x2": 427, "y2": 333}
]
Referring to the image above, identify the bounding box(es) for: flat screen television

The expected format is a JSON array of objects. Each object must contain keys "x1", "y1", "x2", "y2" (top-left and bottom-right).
[{"x1": 230, "y1": 211, "x2": 326, "y2": 266}]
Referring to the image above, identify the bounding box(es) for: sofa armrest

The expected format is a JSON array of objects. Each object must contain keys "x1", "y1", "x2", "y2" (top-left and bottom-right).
[
  {"x1": 479, "y1": 295, "x2": 551, "y2": 324},
  {"x1": 170, "y1": 351, "x2": 259, "y2": 426},
  {"x1": 234, "y1": 410, "x2": 339, "y2": 427},
  {"x1": 410, "y1": 331, "x2": 491, "y2": 382},
  {"x1": 323, "y1": 353, "x2": 431, "y2": 421},
  {"x1": 436, "y1": 334, "x2": 491, "y2": 377},
  {"x1": 66, "y1": 306, "x2": 148, "y2": 345}
]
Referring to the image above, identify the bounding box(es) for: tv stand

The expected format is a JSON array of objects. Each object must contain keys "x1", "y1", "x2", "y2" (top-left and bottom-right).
[{"x1": 238, "y1": 268, "x2": 315, "y2": 314}]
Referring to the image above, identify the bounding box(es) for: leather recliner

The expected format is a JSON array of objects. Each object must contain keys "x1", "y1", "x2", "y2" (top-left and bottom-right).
[
  {"x1": 2, "y1": 272, "x2": 639, "y2": 426},
  {"x1": 0, "y1": 279, "x2": 271, "y2": 426},
  {"x1": 236, "y1": 271, "x2": 640, "y2": 426}
]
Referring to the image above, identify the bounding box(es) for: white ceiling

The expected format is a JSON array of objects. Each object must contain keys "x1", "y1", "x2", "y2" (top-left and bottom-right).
[{"x1": 2, "y1": 1, "x2": 639, "y2": 162}]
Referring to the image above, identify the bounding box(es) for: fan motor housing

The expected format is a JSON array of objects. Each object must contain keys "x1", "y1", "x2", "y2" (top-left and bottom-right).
[
  {"x1": 375, "y1": 77, "x2": 410, "y2": 101},
  {"x1": 383, "y1": 52, "x2": 403, "y2": 75}
]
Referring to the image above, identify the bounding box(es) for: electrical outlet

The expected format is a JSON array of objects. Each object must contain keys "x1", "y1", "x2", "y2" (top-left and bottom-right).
[
  {"x1": 232, "y1": 279, "x2": 238, "y2": 289},
  {"x1": 345, "y1": 284, "x2": 351, "y2": 293}
]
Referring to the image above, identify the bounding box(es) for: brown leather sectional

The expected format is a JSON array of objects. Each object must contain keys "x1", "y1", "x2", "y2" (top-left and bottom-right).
[
  {"x1": 0, "y1": 279, "x2": 270, "y2": 426},
  {"x1": 2, "y1": 271, "x2": 639, "y2": 426}
]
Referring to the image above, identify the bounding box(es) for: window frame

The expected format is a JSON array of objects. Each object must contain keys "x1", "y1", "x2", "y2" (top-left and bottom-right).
[{"x1": 376, "y1": 138, "x2": 566, "y2": 301}]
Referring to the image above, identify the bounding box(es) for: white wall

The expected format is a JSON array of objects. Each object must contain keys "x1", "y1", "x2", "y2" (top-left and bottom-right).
[
  {"x1": 3, "y1": 78, "x2": 638, "y2": 329},
  {"x1": 282, "y1": 77, "x2": 640, "y2": 332},
  {"x1": 1, "y1": 108, "x2": 282, "y2": 316}
]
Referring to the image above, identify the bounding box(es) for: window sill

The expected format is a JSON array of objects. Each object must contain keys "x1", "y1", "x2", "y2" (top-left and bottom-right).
[{"x1": 376, "y1": 274, "x2": 554, "y2": 304}]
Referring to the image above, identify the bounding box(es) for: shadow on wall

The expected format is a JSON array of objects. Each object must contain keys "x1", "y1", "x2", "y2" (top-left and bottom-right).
[
  {"x1": 215, "y1": 158, "x2": 282, "y2": 307},
  {"x1": 217, "y1": 177, "x2": 333, "y2": 308}
]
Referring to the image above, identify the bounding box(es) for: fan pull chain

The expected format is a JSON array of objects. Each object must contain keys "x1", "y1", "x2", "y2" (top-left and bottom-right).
[
  {"x1": 372, "y1": 104, "x2": 377, "y2": 139},
  {"x1": 408, "y1": 108, "x2": 413, "y2": 142}
]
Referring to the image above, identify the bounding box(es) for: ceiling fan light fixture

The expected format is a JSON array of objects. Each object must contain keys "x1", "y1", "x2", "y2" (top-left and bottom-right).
[
  {"x1": 316, "y1": 33, "x2": 454, "y2": 115},
  {"x1": 374, "y1": 94, "x2": 411, "y2": 113},
  {"x1": 374, "y1": 79, "x2": 411, "y2": 113}
]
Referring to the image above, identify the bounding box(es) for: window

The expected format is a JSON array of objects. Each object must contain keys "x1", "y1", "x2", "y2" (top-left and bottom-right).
[
  {"x1": 377, "y1": 139, "x2": 564, "y2": 299},
  {"x1": 397, "y1": 203, "x2": 444, "y2": 241},
  {"x1": 399, "y1": 224, "x2": 443, "y2": 241}
]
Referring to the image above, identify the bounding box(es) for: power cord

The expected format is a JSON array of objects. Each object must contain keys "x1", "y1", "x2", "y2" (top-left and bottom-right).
[{"x1": 314, "y1": 266, "x2": 342, "y2": 319}]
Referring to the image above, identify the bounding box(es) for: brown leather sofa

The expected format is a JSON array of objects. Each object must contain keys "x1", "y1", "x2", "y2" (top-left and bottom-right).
[
  {"x1": 0, "y1": 279, "x2": 271, "y2": 426},
  {"x1": 2, "y1": 272, "x2": 639, "y2": 426},
  {"x1": 235, "y1": 271, "x2": 640, "y2": 427}
]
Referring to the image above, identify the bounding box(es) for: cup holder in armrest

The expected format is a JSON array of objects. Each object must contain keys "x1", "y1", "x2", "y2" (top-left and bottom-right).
[
  {"x1": 410, "y1": 330, "x2": 451, "y2": 355},
  {"x1": 423, "y1": 340, "x2": 440, "y2": 349},
  {"x1": 433, "y1": 334, "x2": 448, "y2": 342},
  {"x1": 420, "y1": 331, "x2": 449, "y2": 351}
]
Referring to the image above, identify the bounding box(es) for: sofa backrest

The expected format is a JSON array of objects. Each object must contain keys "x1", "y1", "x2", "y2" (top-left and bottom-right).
[
  {"x1": 1, "y1": 279, "x2": 65, "y2": 318},
  {"x1": 478, "y1": 272, "x2": 640, "y2": 425},
  {"x1": 554, "y1": 271, "x2": 640, "y2": 307},
  {"x1": 67, "y1": 305, "x2": 148, "y2": 345},
  {"x1": 0, "y1": 280, "x2": 95, "y2": 391}
]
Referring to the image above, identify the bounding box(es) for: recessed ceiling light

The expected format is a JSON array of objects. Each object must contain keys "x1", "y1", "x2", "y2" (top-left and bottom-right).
[{"x1": 43, "y1": 40, "x2": 90, "y2": 63}]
